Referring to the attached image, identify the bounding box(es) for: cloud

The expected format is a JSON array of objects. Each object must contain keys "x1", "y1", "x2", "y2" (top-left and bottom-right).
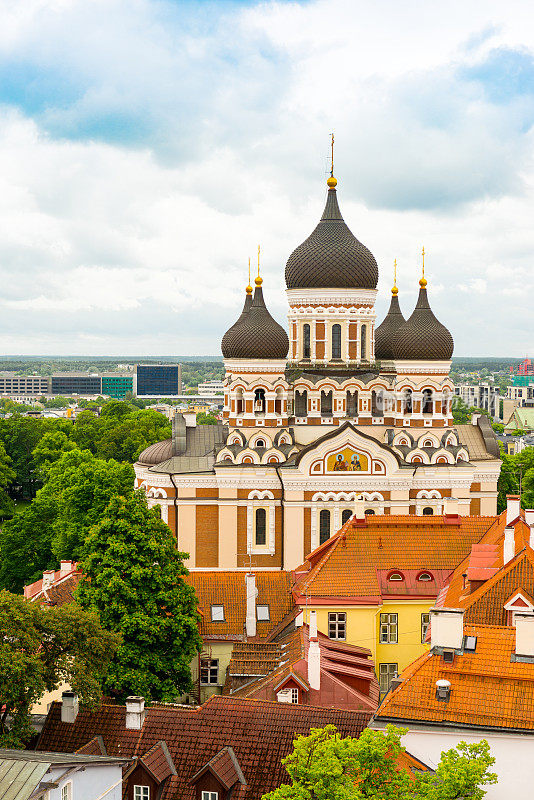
[{"x1": 0, "y1": 0, "x2": 532, "y2": 356}]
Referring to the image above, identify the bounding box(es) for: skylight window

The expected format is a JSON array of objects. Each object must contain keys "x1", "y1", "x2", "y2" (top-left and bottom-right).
[
  {"x1": 464, "y1": 635, "x2": 477, "y2": 652},
  {"x1": 257, "y1": 604, "x2": 270, "y2": 621},
  {"x1": 211, "y1": 605, "x2": 225, "y2": 621}
]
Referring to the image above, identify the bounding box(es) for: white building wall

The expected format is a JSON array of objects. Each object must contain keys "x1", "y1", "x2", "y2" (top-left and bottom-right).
[{"x1": 47, "y1": 763, "x2": 124, "y2": 800}]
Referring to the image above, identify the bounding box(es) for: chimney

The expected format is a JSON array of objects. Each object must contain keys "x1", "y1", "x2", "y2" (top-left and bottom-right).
[
  {"x1": 430, "y1": 608, "x2": 464, "y2": 650},
  {"x1": 525, "y1": 510, "x2": 534, "y2": 549},
  {"x1": 295, "y1": 610, "x2": 304, "y2": 627},
  {"x1": 353, "y1": 500, "x2": 366, "y2": 526},
  {"x1": 60, "y1": 560, "x2": 73, "y2": 578},
  {"x1": 446, "y1": 498, "x2": 459, "y2": 516},
  {"x1": 125, "y1": 696, "x2": 145, "y2": 730},
  {"x1": 503, "y1": 526, "x2": 517, "y2": 565},
  {"x1": 515, "y1": 613, "x2": 534, "y2": 658},
  {"x1": 506, "y1": 495, "x2": 521, "y2": 525},
  {"x1": 308, "y1": 611, "x2": 320, "y2": 691},
  {"x1": 61, "y1": 691, "x2": 79, "y2": 723},
  {"x1": 183, "y1": 412, "x2": 197, "y2": 428},
  {"x1": 42, "y1": 569, "x2": 55, "y2": 590},
  {"x1": 245, "y1": 573, "x2": 257, "y2": 638}
]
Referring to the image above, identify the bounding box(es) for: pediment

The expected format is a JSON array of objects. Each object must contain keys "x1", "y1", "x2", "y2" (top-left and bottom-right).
[{"x1": 294, "y1": 422, "x2": 401, "y2": 477}]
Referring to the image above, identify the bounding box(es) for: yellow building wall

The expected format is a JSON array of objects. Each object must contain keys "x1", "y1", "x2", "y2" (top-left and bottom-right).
[
  {"x1": 302, "y1": 599, "x2": 431, "y2": 682},
  {"x1": 189, "y1": 641, "x2": 235, "y2": 703}
]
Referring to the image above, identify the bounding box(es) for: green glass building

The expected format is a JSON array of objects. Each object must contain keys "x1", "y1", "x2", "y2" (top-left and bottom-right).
[{"x1": 101, "y1": 375, "x2": 134, "y2": 399}]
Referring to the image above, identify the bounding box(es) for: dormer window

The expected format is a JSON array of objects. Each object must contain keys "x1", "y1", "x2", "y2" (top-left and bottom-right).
[
  {"x1": 388, "y1": 572, "x2": 404, "y2": 581},
  {"x1": 202, "y1": 792, "x2": 218, "y2": 800},
  {"x1": 255, "y1": 439, "x2": 265, "y2": 448},
  {"x1": 417, "y1": 571, "x2": 433, "y2": 582},
  {"x1": 211, "y1": 605, "x2": 225, "y2": 621},
  {"x1": 134, "y1": 788, "x2": 150, "y2": 800}
]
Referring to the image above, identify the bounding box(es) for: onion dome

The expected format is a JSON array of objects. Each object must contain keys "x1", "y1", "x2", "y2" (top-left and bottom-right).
[
  {"x1": 285, "y1": 176, "x2": 378, "y2": 290},
  {"x1": 221, "y1": 276, "x2": 289, "y2": 360},
  {"x1": 221, "y1": 284, "x2": 253, "y2": 358},
  {"x1": 138, "y1": 439, "x2": 173, "y2": 466},
  {"x1": 392, "y1": 278, "x2": 454, "y2": 360},
  {"x1": 375, "y1": 280, "x2": 405, "y2": 360}
]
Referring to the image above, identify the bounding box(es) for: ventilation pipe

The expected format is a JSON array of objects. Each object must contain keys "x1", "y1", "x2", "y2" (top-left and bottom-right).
[
  {"x1": 245, "y1": 573, "x2": 257, "y2": 639},
  {"x1": 61, "y1": 692, "x2": 79, "y2": 723},
  {"x1": 125, "y1": 696, "x2": 145, "y2": 730}
]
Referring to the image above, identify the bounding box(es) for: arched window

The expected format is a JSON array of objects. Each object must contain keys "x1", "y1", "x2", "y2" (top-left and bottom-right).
[
  {"x1": 321, "y1": 390, "x2": 333, "y2": 417},
  {"x1": 332, "y1": 324, "x2": 341, "y2": 360},
  {"x1": 418, "y1": 572, "x2": 433, "y2": 582},
  {"x1": 255, "y1": 508, "x2": 266, "y2": 546},
  {"x1": 346, "y1": 390, "x2": 358, "y2": 417},
  {"x1": 365, "y1": 508, "x2": 375, "y2": 515},
  {"x1": 319, "y1": 509, "x2": 330, "y2": 545},
  {"x1": 268, "y1": 455, "x2": 279, "y2": 463},
  {"x1": 275, "y1": 388, "x2": 283, "y2": 415},
  {"x1": 372, "y1": 390, "x2": 382, "y2": 417},
  {"x1": 342, "y1": 509, "x2": 352, "y2": 525},
  {"x1": 295, "y1": 389, "x2": 307, "y2": 417},
  {"x1": 423, "y1": 440, "x2": 433, "y2": 448},
  {"x1": 403, "y1": 389, "x2": 413, "y2": 414},
  {"x1": 422, "y1": 506, "x2": 434, "y2": 515},
  {"x1": 303, "y1": 324, "x2": 311, "y2": 359},
  {"x1": 388, "y1": 571, "x2": 404, "y2": 581},
  {"x1": 236, "y1": 389, "x2": 244, "y2": 415},
  {"x1": 360, "y1": 325, "x2": 367, "y2": 360},
  {"x1": 422, "y1": 389, "x2": 433, "y2": 414},
  {"x1": 254, "y1": 388, "x2": 266, "y2": 413},
  {"x1": 255, "y1": 439, "x2": 265, "y2": 448}
]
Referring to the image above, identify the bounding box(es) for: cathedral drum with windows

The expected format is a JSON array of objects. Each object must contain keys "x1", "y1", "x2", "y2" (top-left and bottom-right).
[{"x1": 134, "y1": 171, "x2": 501, "y2": 571}]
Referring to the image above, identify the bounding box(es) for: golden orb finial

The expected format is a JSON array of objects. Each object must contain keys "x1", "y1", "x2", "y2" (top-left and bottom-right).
[
  {"x1": 246, "y1": 257, "x2": 253, "y2": 294},
  {"x1": 327, "y1": 132, "x2": 337, "y2": 188},
  {"x1": 392, "y1": 258, "x2": 398, "y2": 295},
  {"x1": 419, "y1": 246, "x2": 427, "y2": 287},
  {"x1": 255, "y1": 244, "x2": 263, "y2": 286}
]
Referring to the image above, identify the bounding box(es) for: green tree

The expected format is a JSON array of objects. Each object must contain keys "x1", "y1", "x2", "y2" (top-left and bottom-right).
[
  {"x1": 32, "y1": 430, "x2": 78, "y2": 479},
  {"x1": 0, "y1": 442, "x2": 16, "y2": 518},
  {"x1": 76, "y1": 492, "x2": 201, "y2": 701},
  {"x1": 0, "y1": 590, "x2": 119, "y2": 747},
  {"x1": 196, "y1": 411, "x2": 218, "y2": 425},
  {"x1": 262, "y1": 726, "x2": 496, "y2": 800},
  {"x1": 0, "y1": 449, "x2": 134, "y2": 592}
]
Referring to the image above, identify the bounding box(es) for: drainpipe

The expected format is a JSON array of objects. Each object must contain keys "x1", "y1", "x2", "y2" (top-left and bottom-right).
[
  {"x1": 169, "y1": 473, "x2": 179, "y2": 542},
  {"x1": 275, "y1": 465, "x2": 285, "y2": 571}
]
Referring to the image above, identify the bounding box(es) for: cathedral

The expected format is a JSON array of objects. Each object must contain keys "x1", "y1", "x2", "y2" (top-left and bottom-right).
[{"x1": 134, "y1": 171, "x2": 501, "y2": 571}]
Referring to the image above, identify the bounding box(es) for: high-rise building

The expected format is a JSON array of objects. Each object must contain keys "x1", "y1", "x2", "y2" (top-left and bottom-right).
[
  {"x1": 135, "y1": 364, "x2": 182, "y2": 397},
  {"x1": 50, "y1": 375, "x2": 102, "y2": 395}
]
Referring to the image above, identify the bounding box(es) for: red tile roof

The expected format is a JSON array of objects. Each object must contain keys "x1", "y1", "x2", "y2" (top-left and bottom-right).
[
  {"x1": 375, "y1": 623, "x2": 534, "y2": 732},
  {"x1": 140, "y1": 741, "x2": 176, "y2": 783},
  {"x1": 190, "y1": 746, "x2": 246, "y2": 790},
  {"x1": 37, "y1": 696, "x2": 372, "y2": 800},
  {"x1": 294, "y1": 515, "x2": 498, "y2": 601},
  {"x1": 24, "y1": 565, "x2": 82, "y2": 606}
]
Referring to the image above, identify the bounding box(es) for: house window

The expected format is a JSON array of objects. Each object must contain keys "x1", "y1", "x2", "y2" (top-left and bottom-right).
[
  {"x1": 255, "y1": 439, "x2": 265, "y2": 448},
  {"x1": 62, "y1": 785, "x2": 73, "y2": 800},
  {"x1": 295, "y1": 389, "x2": 308, "y2": 417},
  {"x1": 303, "y1": 324, "x2": 311, "y2": 359},
  {"x1": 388, "y1": 572, "x2": 403, "y2": 581},
  {"x1": 422, "y1": 389, "x2": 433, "y2": 414},
  {"x1": 211, "y1": 605, "x2": 225, "y2": 621},
  {"x1": 254, "y1": 388, "x2": 266, "y2": 413},
  {"x1": 331, "y1": 324, "x2": 341, "y2": 359},
  {"x1": 346, "y1": 390, "x2": 358, "y2": 417},
  {"x1": 134, "y1": 788, "x2": 150, "y2": 800},
  {"x1": 421, "y1": 613, "x2": 430, "y2": 642},
  {"x1": 319, "y1": 509, "x2": 330, "y2": 545},
  {"x1": 380, "y1": 613, "x2": 398, "y2": 643},
  {"x1": 255, "y1": 508, "x2": 267, "y2": 546},
  {"x1": 290, "y1": 687, "x2": 298, "y2": 703},
  {"x1": 379, "y1": 663, "x2": 398, "y2": 693},
  {"x1": 418, "y1": 572, "x2": 433, "y2": 582},
  {"x1": 403, "y1": 389, "x2": 413, "y2": 414},
  {"x1": 342, "y1": 509, "x2": 352, "y2": 525},
  {"x1": 328, "y1": 612, "x2": 346, "y2": 640},
  {"x1": 361, "y1": 325, "x2": 367, "y2": 360},
  {"x1": 200, "y1": 658, "x2": 219, "y2": 685},
  {"x1": 277, "y1": 687, "x2": 299, "y2": 704},
  {"x1": 257, "y1": 604, "x2": 270, "y2": 621},
  {"x1": 202, "y1": 793, "x2": 218, "y2": 800},
  {"x1": 320, "y1": 390, "x2": 332, "y2": 416},
  {"x1": 422, "y1": 506, "x2": 434, "y2": 515}
]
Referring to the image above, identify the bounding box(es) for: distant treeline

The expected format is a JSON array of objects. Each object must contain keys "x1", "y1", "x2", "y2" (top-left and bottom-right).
[{"x1": 451, "y1": 357, "x2": 522, "y2": 372}]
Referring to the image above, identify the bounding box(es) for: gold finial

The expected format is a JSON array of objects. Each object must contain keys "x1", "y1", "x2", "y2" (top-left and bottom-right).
[
  {"x1": 255, "y1": 244, "x2": 263, "y2": 286},
  {"x1": 246, "y1": 257, "x2": 252, "y2": 294},
  {"x1": 392, "y1": 258, "x2": 398, "y2": 295},
  {"x1": 420, "y1": 246, "x2": 427, "y2": 287},
  {"x1": 327, "y1": 132, "x2": 337, "y2": 188}
]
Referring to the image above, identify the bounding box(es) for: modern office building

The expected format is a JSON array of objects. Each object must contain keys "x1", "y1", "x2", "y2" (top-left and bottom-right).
[
  {"x1": 198, "y1": 379, "x2": 224, "y2": 396},
  {"x1": 0, "y1": 374, "x2": 50, "y2": 396},
  {"x1": 135, "y1": 364, "x2": 182, "y2": 397},
  {"x1": 50, "y1": 374, "x2": 102, "y2": 395},
  {"x1": 101, "y1": 374, "x2": 134, "y2": 399},
  {"x1": 454, "y1": 382, "x2": 499, "y2": 418}
]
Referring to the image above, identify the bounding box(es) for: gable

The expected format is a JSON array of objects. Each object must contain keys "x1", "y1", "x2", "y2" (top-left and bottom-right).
[
  {"x1": 293, "y1": 424, "x2": 401, "y2": 478},
  {"x1": 464, "y1": 555, "x2": 534, "y2": 626}
]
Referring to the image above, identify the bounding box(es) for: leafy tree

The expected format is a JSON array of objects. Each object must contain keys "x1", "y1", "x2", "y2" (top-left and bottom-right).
[
  {"x1": 0, "y1": 449, "x2": 134, "y2": 592},
  {"x1": 497, "y1": 445, "x2": 534, "y2": 511},
  {"x1": 262, "y1": 725, "x2": 496, "y2": 800},
  {"x1": 0, "y1": 590, "x2": 119, "y2": 747},
  {"x1": 76, "y1": 492, "x2": 201, "y2": 701},
  {"x1": 0, "y1": 442, "x2": 16, "y2": 518},
  {"x1": 196, "y1": 411, "x2": 218, "y2": 425},
  {"x1": 32, "y1": 430, "x2": 77, "y2": 479}
]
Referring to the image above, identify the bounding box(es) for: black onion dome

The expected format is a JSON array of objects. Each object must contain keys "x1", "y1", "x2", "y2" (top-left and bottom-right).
[
  {"x1": 375, "y1": 291, "x2": 405, "y2": 360},
  {"x1": 285, "y1": 184, "x2": 379, "y2": 289},
  {"x1": 221, "y1": 284, "x2": 289, "y2": 359},
  {"x1": 393, "y1": 284, "x2": 454, "y2": 360},
  {"x1": 221, "y1": 291, "x2": 253, "y2": 358}
]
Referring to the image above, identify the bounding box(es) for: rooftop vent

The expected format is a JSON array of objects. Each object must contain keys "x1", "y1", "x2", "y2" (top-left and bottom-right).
[
  {"x1": 442, "y1": 649, "x2": 455, "y2": 664},
  {"x1": 435, "y1": 679, "x2": 451, "y2": 702}
]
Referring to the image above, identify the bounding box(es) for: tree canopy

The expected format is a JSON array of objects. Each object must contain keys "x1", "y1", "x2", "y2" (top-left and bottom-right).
[
  {"x1": 262, "y1": 725, "x2": 497, "y2": 800},
  {"x1": 497, "y1": 444, "x2": 534, "y2": 511},
  {"x1": 0, "y1": 590, "x2": 119, "y2": 748},
  {"x1": 76, "y1": 491, "x2": 201, "y2": 701}
]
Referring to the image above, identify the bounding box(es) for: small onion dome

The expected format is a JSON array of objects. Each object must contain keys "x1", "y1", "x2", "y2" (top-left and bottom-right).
[
  {"x1": 393, "y1": 281, "x2": 454, "y2": 360},
  {"x1": 221, "y1": 282, "x2": 289, "y2": 360},
  {"x1": 221, "y1": 287, "x2": 253, "y2": 358},
  {"x1": 285, "y1": 177, "x2": 378, "y2": 290},
  {"x1": 137, "y1": 438, "x2": 173, "y2": 465},
  {"x1": 375, "y1": 288, "x2": 405, "y2": 360}
]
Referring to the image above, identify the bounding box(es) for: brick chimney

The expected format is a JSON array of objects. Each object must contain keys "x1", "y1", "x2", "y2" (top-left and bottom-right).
[
  {"x1": 506, "y1": 495, "x2": 521, "y2": 525},
  {"x1": 430, "y1": 608, "x2": 464, "y2": 650},
  {"x1": 42, "y1": 570, "x2": 55, "y2": 590},
  {"x1": 245, "y1": 573, "x2": 257, "y2": 638},
  {"x1": 125, "y1": 696, "x2": 145, "y2": 730},
  {"x1": 61, "y1": 691, "x2": 79, "y2": 723},
  {"x1": 515, "y1": 613, "x2": 534, "y2": 658},
  {"x1": 308, "y1": 611, "x2": 320, "y2": 691},
  {"x1": 60, "y1": 560, "x2": 73, "y2": 578}
]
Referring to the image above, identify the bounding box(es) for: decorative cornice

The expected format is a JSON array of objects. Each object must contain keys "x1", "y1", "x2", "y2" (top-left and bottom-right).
[{"x1": 286, "y1": 288, "x2": 378, "y2": 305}]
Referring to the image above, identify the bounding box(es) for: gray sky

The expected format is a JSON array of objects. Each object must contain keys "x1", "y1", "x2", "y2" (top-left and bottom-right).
[{"x1": 0, "y1": 0, "x2": 533, "y2": 356}]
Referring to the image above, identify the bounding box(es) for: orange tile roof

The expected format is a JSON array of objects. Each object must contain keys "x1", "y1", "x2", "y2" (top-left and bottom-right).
[
  {"x1": 376, "y1": 623, "x2": 534, "y2": 731},
  {"x1": 294, "y1": 515, "x2": 498, "y2": 600},
  {"x1": 185, "y1": 571, "x2": 294, "y2": 639}
]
